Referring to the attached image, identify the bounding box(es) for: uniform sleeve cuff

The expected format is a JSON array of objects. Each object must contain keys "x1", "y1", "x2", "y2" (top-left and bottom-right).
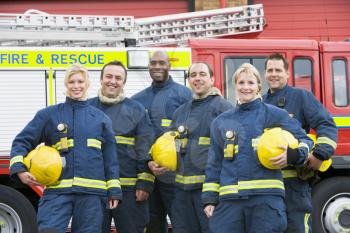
[
  {"x1": 136, "y1": 183, "x2": 153, "y2": 194},
  {"x1": 287, "y1": 147, "x2": 300, "y2": 165},
  {"x1": 202, "y1": 197, "x2": 218, "y2": 207},
  {"x1": 108, "y1": 191, "x2": 123, "y2": 201},
  {"x1": 313, "y1": 147, "x2": 329, "y2": 161},
  {"x1": 10, "y1": 165, "x2": 27, "y2": 176}
]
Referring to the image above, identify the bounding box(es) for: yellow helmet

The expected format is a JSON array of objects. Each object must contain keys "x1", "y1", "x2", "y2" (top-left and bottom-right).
[
  {"x1": 23, "y1": 146, "x2": 63, "y2": 186},
  {"x1": 307, "y1": 134, "x2": 332, "y2": 172},
  {"x1": 151, "y1": 131, "x2": 179, "y2": 171},
  {"x1": 257, "y1": 127, "x2": 299, "y2": 170}
]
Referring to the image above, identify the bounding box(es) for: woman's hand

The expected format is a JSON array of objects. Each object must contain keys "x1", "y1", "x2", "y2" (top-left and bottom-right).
[
  {"x1": 148, "y1": 161, "x2": 169, "y2": 176},
  {"x1": 270, "y1": 146, "x2": 288, "y2": 168},
  {"x1": 17, "y1": 172, "x2": 41, "y2": 186}
]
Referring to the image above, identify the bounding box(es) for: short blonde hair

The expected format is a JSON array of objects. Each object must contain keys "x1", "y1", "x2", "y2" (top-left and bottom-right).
[
  {"x1": 232, "y1": 63, "x2": 262, "y2": 93},
  {"x1": 64, "y1": 64, "x2": 90, "y2": 99}
]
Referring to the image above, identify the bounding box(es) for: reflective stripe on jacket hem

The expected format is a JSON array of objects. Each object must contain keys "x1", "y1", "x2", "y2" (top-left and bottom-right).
[
  {"x1": 203, "y1": 179, "x2": 284, "y2": 196},
  {"x1": 175, "y1": 174, "x2": 205, "y2": 184},
  {"x1": 282, "y1": 169, "x2": 298, "y2": 178},
  {"x1": 46, "y1": 177, "x2": 121, "y2": 190}
]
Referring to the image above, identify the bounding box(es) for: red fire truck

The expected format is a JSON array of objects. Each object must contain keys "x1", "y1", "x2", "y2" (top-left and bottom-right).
[
  {"x1": 189, "y1": 38, "x2": 350, "y2": 233},
  {"x1": 0, "y1": 5, "x2": 349, "y2": 233}
]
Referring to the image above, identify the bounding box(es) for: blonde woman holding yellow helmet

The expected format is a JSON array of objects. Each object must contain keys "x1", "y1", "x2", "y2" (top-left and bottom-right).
[
  {"x1": 202, "y1": 63, "x2": 313, "y2": 233},
  {"x1": 10, "y1": 64, "x2": 122, "y2": 233}
]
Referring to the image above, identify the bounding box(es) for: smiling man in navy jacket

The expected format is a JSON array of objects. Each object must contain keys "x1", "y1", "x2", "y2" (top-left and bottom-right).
[
  {"x1": 90, "y1": 60, "x2": 154, "y2": 233},
  {"x1": 263, "y1": 53, "x2": 338, "y2": 233},
  {"x1": 132, "y1": 50, "x2": 192, "y2": 233}
]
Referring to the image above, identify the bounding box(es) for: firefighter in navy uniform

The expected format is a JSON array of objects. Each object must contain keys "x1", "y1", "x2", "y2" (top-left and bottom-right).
[
  {"x1": 132, "y1": 50, "x2": 192, "y2": 233},
  {"x1": 202, "y1": 63, "x2": 313, "y2": 233},
  {"x1": 89, "y1": 61, "x2": 154, "y2": 233},
  {"x1": 263, "y1": 53, "x2": 338, "y2": 233},
  {"x1": 169, "y1": 62, "x2": 233, "y2": 233},
  {"x1": 9, "y1": 64, "x2": 122, "y2": 233}
]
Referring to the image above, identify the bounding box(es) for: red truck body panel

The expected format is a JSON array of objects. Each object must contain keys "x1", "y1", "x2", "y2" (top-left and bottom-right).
[{"x1": 189, "y1": 38, "x2": 350, "y2": 157}]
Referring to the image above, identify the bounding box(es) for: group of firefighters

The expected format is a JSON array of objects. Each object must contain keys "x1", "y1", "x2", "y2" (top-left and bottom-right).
[{"x1": 9, "y1": 49, "x2": 337, "y2": 233}]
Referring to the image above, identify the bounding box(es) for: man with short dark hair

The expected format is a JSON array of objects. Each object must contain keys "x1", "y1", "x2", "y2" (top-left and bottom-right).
[
  {"x1": 263, "y1": 53, "x2": 338, "y2": 233},
  {"x1": 170, "y1": 62, "x2": 233, "y2": 233},
  {"x1": 132, "y1": 50, "x2": 192, "y2": 233},
  {"x1": 90, "y1": 60, "x2": 154, "y2": 233}
]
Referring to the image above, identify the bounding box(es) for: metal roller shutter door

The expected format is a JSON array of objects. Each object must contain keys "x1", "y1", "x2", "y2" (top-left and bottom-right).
[{"x1": 0, "y1": 70, "x2": 46, "y2": 153}]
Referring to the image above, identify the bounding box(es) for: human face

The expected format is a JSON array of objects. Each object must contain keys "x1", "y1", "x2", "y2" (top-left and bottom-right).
[
  {"x1": 188, "y1": 63, "x2": 214, "y2": 97},
  {"x1": 66, "y1": 72, "x2": 88, "y2": 100},
  {"x1": 149, "y1": 51, "x2": 170, "y2": 84},
  {"x1": 101, "y1": 65, "x2": 126, "y2": 98},
  {"x1": 235, "y1": 72, "x2": 259, "y2": 103},
  {"x1": 265, "y1": 59, "x2": 289, "y2": 93}
]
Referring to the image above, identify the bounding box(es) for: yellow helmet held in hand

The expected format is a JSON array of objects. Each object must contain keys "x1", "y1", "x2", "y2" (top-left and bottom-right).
[
  {"x1": 23, "y1": 146, "x2": 63, "y2": 186},
  {"x1": 151, "y1": 131, "x2": 179, "y2": 171},
  {"x1": 257, "y1": 127, "x2": 299, "y2": 170}
]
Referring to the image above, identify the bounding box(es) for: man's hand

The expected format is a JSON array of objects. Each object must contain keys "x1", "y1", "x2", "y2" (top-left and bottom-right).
[
  {"x1": 307, "y1": 154, "x2": 323, "y2": 170},
  {"x1": 109, "y1": 199, "x2": 119, "y2": 209},
  {"x1": 204, "y1": 205, "x2": 215, "y2": 218},
  {"x1": 17, "y1": 172, "x2": 41, "y2": 186},
  {"x1": 136, "y1": 189, "x2": 149, "y2": 202},
  {"x1": 270, "y1": 146, "x2": 288, "y2": 168},
  {"x1": 148, "y1": 161, "x2": 169, "y2": 176}
]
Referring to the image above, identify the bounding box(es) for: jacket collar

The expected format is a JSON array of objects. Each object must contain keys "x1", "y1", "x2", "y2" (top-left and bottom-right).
[
  {"x1": 151, "y1": 76, "x2": 173, "y2": 89},
  {"x1": 65, "y1": 97, "x2": 89, "y2": 108},
  {"x1": 192, "y1": 87, "x2": 222, "y2": 100},
  {"x1": 267, "y1": 84, "x2": 289, "y2": 98},
  {"x1": 237, "y1": 97, "x2": 261, "y2": 111},
  {"x1": 98, "y1": 88, "x2": 125, "y2": 105}
]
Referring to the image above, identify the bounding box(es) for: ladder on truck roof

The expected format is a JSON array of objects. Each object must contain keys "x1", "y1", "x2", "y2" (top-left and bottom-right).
[
  {"x1": 0, "y1": 4, "x2": 264, "y2": 47},
  {"x1": 136, "y1": 4, "x2": 264, "y2": 46}
]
